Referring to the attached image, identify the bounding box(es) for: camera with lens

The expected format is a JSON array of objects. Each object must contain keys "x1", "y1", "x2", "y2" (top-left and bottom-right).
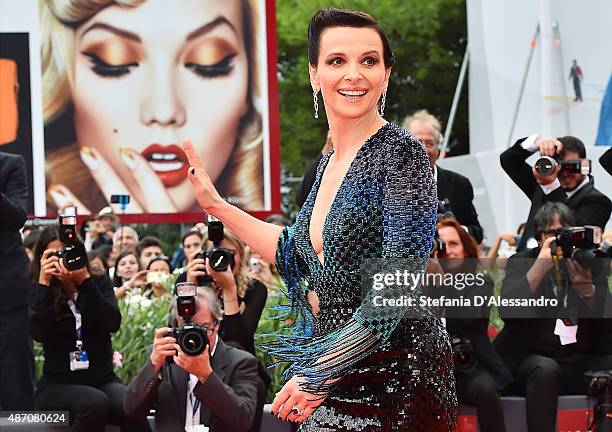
[
  {"x1": 584, "y1": 370, "x2": 612, "y2": 432},
  {"x1": 432, "y1": 230, "x2": 446, "y2": 257},
  {"x1": 437, "y1": 198, "x2": 455, "y2": 221},
  {"x1": 534, "y1": 155, "x2": 591, "y2": 177},
  {"x1": 167, "y1": 282, "x2": 208, "y2": 357},
  {"x1": 451, "y1": 336, "x2": 477, "y2": 374},
  {"x1": 551, "y1": 226, "x2": 610, "y2": 271},
  {"x1": 195, "y1": 220, "x2": 235, "y2": 282},
  {"x1": 53, "y1": 206, "x2": 88, "y2": 271}
]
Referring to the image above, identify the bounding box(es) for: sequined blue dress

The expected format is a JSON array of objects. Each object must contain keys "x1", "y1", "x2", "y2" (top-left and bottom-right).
[{"x1": 271, "y1": 123, "x2": 457, "y2": 431}]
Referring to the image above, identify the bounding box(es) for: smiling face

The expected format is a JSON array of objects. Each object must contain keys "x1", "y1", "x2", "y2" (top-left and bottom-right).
[
  {"x1": 71, "y1": 0, "x2": 249, "y2": 211},
  {"x1": 116, "y1": 252, "x2": 139, "y2": 281},
  {"x1": 309, "y1": 27, "x2": 390, "y2": 121}
]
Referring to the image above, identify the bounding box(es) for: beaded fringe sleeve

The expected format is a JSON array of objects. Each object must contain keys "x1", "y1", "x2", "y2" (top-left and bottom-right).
[{"x1": 268, "y1": 126, "x2": 437, "y2": 394}]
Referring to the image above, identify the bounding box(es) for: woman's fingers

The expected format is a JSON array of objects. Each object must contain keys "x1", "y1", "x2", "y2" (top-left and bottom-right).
[
  {"x1": 278, "y1": 393, "x2": 302, "y2": 421},
  {"x1": 79, "y1": 146, "x2": 144, "y2": 213},
  {"x1": 182, "y1": 139, "x2": 203, "y2": 170},
  {"x1": 48, "y1": 184, "x2": 91, "y2": 215},
  {"x1": 294, "y1": 406, "x2": 315, "y2": 423},
  {"x1": 118, "y1": 148, "x2": 178, "y2": 212},
  {"x1": 271, "y1": 387, "x2": 290, "y2": 416}
]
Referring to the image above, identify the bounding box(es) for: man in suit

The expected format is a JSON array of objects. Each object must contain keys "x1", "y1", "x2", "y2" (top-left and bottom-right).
[
  {"x1": 494, "y1": 202, "x2": 612, "y2": 432},
  {"x1": 501, "y1": 134, "x2": 611, "y2": 251},
  {"x1": 403, "y1": 110, "x2": 484, "y2": 243},
  {"x1": 600, "y1": 146, "x2": 612, "y2": 176},
  {"x1": 124, "y1": 285, "x2": 260, "y2": 432},
  {"x1": 0, "y1": 151, "x2": 34, "y2": 409}
]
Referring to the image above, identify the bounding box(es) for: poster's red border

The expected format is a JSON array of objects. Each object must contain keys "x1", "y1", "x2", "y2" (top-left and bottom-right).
[{"x1": 31, "y1": 0, "x2": 281, "y2": 225}]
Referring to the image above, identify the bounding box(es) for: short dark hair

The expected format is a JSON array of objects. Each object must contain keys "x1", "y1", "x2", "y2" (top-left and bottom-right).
[
  {"x1": 147, "y1": 255, "x2": 173, "y2": 272},
  {"x1": 136, "y1": 236, "x2": 163, "y2": 258},
  {"x1": 534, "y1": 202, "x2": 576, "y2": 236},
  {"x1": 558, "y1": 136, "x2": 586, "y2": 159},
  {"x1": 181, "y1": 230, "x2": 203, "y2": 247},
  {"x1": 308, "y1": 8, "x2": 394, "y2": 68}
]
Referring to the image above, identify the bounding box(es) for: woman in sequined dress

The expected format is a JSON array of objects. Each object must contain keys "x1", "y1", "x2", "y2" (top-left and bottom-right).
[{"x1": 184, "y1": 8, "x2": 457, "y2": 431}]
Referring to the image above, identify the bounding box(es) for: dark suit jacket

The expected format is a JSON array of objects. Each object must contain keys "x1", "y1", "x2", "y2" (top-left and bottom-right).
[
  {"x1": 433, "y1": 274, "x2": 513, "y2": 389},
  {"x1": 436, "y1": 166, "x2": 484, "y2": 243},
  {"x1": 500, "y1": 139, "x2": 612, "y2": 251},
  {"x1": 124, "y1": 338, "x2": 259, "y2": 432},
  {"x1": 600, "y1": 147, "x2": 612, "y2": 176},
  {"x1": 494, "y1": 248, "x2": 611, "y2": 375},
  {"x1": 0, "y1": 151, "x2": 30, "y2": 311}
]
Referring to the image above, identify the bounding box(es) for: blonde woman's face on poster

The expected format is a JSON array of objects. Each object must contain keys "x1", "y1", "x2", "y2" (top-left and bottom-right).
[{"x1": 71, "y1": 0, "x2": 249, "y2": 212}]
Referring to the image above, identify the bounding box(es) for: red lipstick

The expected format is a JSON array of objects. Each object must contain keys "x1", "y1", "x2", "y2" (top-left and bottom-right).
[{"x1": 141, "y1": 144, "x2": 189, "y2": 187}]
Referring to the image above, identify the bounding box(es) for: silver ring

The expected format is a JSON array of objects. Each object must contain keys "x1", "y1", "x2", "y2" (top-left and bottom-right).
[{"x1": 291, "y1": 405, "x2": 304, "y2": 416}]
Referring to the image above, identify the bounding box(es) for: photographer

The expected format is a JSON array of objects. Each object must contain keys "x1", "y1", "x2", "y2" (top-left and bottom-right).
[
  {"x1": 494, "y1": 202, "x2": 612, "y2": 432},
  {"x1": 404, "y1": 110, "x2": 484, "y2": 243},
  {"x1": 123, "y1": 285, "x2": 260, "y2": 432},
  {"x1": 30, "y1": 225, "x2": 149, "y2": 432},
  {"x1": 500, "y1": 134, "x2": 612, "y2": 251},
  {"x1": 183, "y1": 227, "x2": 267, "y2": 356},
  {"x1": 429, "y1": 219, "x2": 512, "y2": 432}
]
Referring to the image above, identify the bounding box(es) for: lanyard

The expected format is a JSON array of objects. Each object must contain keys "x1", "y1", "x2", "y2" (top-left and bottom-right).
[
  {"x1": 67, "y1": 299, "x2": 83, "y2": 348},
  {"x1": 187, "y1": 375, "x2": 201, "y2": 426}
]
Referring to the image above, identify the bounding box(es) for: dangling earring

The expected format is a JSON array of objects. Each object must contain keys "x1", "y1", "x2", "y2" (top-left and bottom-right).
[
  {"x1": 379, "y1": 88, "x2": 387, "y2": 116},
  {"x1": 313, "y1": 89, "x2": 319, "y2": 119}
]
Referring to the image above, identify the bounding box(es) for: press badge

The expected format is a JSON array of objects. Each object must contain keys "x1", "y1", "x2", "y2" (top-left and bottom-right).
[
  {"x1": 69, "y1": 347, "x2": 90, "y2": 371},
  {"x1": 67, "y1": 299, "x2": 89, "y2": 370}
]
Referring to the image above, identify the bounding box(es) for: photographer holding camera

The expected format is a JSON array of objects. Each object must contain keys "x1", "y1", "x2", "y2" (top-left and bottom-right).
[
  {"x1": 30, "y1": 223, "x2": 149, "y2": 432},
  {"x1": 182, "y1": 224, "x2": 267, "y2": 357},
  {"x1": 428, "y1": 219, "x2": 512, "y2": 432},
  {"x1": 123, "y1": 284, "x2": 260, "y2": 432},
  {"x1": 494, "y1": 202, "x2": 612, "y2": 432},
  {"x1": 500, "y1": 134, "x2": 611, "y2": 251}
]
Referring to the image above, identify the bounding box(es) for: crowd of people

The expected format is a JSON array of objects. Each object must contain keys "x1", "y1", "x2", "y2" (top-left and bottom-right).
[{"x1": 2, "y1": 111, "x2": 612, "y2": 432}]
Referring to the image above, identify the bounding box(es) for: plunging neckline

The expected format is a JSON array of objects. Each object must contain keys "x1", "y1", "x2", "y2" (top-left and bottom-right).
[{"x1": 306, "y1": 123, "x2": 390, "y2": 269}]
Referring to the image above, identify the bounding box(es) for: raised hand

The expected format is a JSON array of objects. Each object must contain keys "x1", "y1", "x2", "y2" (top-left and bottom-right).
[{"x1": 183, "y1": 139, "x2": 224, "y2": 213}]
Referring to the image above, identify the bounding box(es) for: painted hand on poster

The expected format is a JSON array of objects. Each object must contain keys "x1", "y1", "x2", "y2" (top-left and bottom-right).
[{"x1": 41, "y1": 0, "x2": 266, "y2": 215}]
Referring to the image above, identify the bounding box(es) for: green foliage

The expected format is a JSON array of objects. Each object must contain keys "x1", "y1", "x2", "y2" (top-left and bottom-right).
[
  {"x1": 276, "y1": 0, "x2": 468, "y2": 176},
  {"x1": 254, "y1": 278, "x2": 294, "y2": 402},
  {"x1": 111, "y1": 294, "x2": 171, "y2": 383}
]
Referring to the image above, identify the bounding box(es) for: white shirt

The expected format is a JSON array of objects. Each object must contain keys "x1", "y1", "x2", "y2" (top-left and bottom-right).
[{"x1": 184, "y1": 335, "x2": 218, "y2": 430}]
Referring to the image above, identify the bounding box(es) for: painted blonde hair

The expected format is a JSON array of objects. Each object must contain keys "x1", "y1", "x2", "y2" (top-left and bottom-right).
[{"x1": 40, "y1": 0, "x2": 264, "y2": 212}]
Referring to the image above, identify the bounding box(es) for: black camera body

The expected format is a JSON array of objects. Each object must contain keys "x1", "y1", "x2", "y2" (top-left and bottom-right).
[
  {"x1": 585, "y1": 370, "x2": 612, "y2": 432},
  {"x1": 195, "y1": 220, "x2": 234, "y2": 285},
  {"x1": 534, "y1": 155, "x2": 592, "y2": 177},
  {"x1": 54, "y1": 207, "x2": 87, "y2": 271},
  {"x1": 433, "y1": 230, "x2": 446, "y2": 256},
  {"x1": 437, "y1": 198, "x2": 455, "y2": 221},
  {"x1": 167, "y1": 283, "x2": 208, "y2": 357},
  {"x1": 451, "y1": 336, "x2": 477, "y2": 374},
  {"x1": 551, "y1": 226, "x2": 609, "y2": 270}
]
